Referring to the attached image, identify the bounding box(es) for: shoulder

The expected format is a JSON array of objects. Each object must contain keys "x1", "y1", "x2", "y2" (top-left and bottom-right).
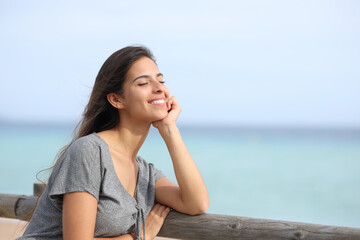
[
  {"x1": 136, "y1": 156, "x2": 152, "y2": 168},
  {"x1": 136, "y1": 156, "x2": 156, "y2": 175},
  {"x1": 59, "y1": 133, "x2": 104, "y2": 169},
  {"x1": 68, "y1": 133, "x2": 102, "y2": 156},
  {"x1": 136, "y1": 156, "x2": 165, "y2": 181},
  {"x1": 70, "y1": 133, "x2": 100, "y2": 150}
]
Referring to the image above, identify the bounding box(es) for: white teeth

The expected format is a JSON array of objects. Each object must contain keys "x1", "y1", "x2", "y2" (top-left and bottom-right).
[{"x1": 149, "y1": 99, "x2": 165, "y2": 104}]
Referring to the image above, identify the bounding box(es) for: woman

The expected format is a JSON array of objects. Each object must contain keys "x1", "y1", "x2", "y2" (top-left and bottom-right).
[{"x1": 18, "y1": 46, "x2": 209, "y2": 240}]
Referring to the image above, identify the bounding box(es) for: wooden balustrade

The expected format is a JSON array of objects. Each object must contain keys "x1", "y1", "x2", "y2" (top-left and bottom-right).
[{"x1": 1, "y1": 183, "x2": 360, "y2": 239}]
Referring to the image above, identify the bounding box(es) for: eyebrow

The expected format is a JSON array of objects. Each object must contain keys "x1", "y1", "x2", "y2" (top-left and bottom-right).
[{"x1": 132, "y1": 73, "x2": 163, "y2": 83}]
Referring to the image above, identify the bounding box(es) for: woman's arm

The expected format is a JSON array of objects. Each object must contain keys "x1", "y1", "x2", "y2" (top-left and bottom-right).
[
  {"x1": 63, "y1": 192, "x2": 134, "y2": 240},
  {"x1": 63, "y1": 192, "x2": 169, "y2": 240},
  {"x1": 153, "y1": 97, "x2": 210, "y2": 215}
]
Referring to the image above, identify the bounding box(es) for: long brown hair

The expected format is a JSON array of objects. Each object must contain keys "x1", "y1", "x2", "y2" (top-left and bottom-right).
[
  {"x1": 29, "y1": 46, "x2": 155, "y2": 219},
  {"x1": 53, "y1": 46, "x2": 155, "y2": 170},
  {"x1": 25, "y1": 46, "x2": 155, "y2": 224},
  {"x1": 24, "y1": 46, "x2": 156, "y2": 222}
]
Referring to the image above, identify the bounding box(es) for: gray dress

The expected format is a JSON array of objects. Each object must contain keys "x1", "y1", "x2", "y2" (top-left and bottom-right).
[{"x1": 17, "y1": 132, "x2": 165, "y2": 240}]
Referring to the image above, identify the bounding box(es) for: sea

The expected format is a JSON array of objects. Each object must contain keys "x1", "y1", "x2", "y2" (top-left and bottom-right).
[{"x1": 1, "y1": 122, "x2": 359, "y2": 228}]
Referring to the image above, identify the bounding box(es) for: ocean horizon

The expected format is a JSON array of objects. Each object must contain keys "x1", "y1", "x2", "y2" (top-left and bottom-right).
[{"x1": 1, "y1": 121, "x2": 359, "y2": 228}]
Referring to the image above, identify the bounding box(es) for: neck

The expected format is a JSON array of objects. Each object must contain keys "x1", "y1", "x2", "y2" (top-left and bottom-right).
[{"x1": 105, "y1": 117, "x2": 150, "y2": 163}]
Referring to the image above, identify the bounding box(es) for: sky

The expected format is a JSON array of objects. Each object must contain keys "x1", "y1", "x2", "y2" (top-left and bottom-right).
[{"x1": 0, "y1": 0, "x2": 359, "y2": 128}]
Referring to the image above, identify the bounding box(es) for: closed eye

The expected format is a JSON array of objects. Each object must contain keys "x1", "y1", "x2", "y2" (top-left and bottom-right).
[{"x1": 138, "y1": 82, "x2": 148, "y2": 86}]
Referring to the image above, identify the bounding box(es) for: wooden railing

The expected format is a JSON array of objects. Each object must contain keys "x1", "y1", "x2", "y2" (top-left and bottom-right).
[{"x1": 1, "y1": 183, "x2": 360, "y2": 239}]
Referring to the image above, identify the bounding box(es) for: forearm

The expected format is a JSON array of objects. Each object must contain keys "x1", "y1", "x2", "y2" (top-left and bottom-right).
[
  {"x1": 95, "y1": 233, "x2": 135, "y2": 240},
  {"x1": 159, "y1": 125, "x2": 209, "y2": 214}
]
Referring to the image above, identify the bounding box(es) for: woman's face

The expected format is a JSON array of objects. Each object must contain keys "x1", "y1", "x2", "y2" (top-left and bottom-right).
[{"x1": 119, "y1": 57, "x2": 170, "y2": 123}]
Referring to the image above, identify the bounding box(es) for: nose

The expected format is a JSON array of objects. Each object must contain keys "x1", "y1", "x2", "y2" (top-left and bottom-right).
[{"x1": 152, "y1": 80, "x2": 168, "y2": 94}]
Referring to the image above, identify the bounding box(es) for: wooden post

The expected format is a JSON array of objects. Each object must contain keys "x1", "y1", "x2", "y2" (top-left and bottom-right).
[
  {"x1": 33, "y1": 182, "x2": 46, "y2": 197},
  {"x1": 0, "y1": 194, "x2": 36, "y2": 220},
  {"x1": 0, "y1": 194, "x2": 22, "y2": 219}
]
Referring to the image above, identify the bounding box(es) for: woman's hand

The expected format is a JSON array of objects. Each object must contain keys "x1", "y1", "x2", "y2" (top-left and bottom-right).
[
  {"x1": 140, "y1": 203, "x2": 170, "y2": 240},
  {"x1": 152, "y1": 95, "x2": 209, "y2": 216},
  {"x1": 152, "y1": 96, "x2": 181, "y2": 133}
]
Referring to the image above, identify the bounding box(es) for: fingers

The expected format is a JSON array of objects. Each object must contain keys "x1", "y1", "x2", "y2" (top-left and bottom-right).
[
  {"x1": 161, "y1": 206, "x2": 171, "y2": 218},
  {"x1": 167, "y1": 97, "x2": 173, "y2": 111},
  {"x1": 143, "y1": 204, "x2": 171, "y2": 240},
  {"x1": 151, "y1": 203, "x2": 171, "y2": 219},
  {"x1": 167, "y1": 98, "x2": 172, "y2": 111},
  {"x1": 167, "y1": 96, "x2": 178, "y2": 110},
  {"x1": 152, "y1": 96, "x2": 181, "y2": 131},
  {"x1": 166, "y1": 96, "x2": 181, "y2": 114}
]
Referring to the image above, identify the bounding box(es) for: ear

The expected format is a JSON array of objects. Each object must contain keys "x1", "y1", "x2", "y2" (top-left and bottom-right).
[{"x1": 107, "y1": 93, "x2": 125, "y2": 109}]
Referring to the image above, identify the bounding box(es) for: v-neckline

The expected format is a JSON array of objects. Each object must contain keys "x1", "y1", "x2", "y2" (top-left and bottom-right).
[{"x1": 93, "y1": 132, "x2": 140, "y2": 202}]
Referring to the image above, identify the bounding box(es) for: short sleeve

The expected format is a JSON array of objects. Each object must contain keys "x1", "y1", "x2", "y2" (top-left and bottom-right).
[
  {"x1": 152, "y1": 164, "x2": 166, "y2": 182},
  {"x1": 137, "y1": 156, "x2": 166, "y2": 182},
  {"x1": 48, "y1": 137, "x2": 102, "y2": 208}
]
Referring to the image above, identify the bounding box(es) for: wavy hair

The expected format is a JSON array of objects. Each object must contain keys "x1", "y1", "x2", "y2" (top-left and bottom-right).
[{"x1": 27, "y1": 46, "x2": 155, "y2": 222}]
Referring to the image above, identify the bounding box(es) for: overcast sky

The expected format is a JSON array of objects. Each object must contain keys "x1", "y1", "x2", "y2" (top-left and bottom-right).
[{"x1": 1, "y1": 0, "x2": 359, "y2": 128}]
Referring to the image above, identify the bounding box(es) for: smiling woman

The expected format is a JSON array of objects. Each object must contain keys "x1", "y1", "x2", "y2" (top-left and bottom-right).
[
  {"x1": 17, "y1": 46, "x2": 209, "y2": 240},
  {"x1": 107, "y1": 57, "x2": 170, "y2": 124}
]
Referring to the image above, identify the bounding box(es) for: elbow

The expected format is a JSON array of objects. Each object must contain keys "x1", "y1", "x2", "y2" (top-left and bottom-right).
[
  {"x1": 186, "y1": 199, "x2": 210, "y2": 216},
  {"x1": 193, "y1": 204, "x2": 209, "y2": 215},
  {"x1": 200, "y1": 199, "x2": 210, "y2": 214}
]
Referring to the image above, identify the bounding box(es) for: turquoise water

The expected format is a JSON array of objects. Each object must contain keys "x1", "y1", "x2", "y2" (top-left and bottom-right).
[{"x1": 1, "y1": 123, "x2": 359, "y2": 228}]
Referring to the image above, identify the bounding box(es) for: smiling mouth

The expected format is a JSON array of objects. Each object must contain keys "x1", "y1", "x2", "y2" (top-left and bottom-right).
[{"x1": 148, "y1": 99, "x2": 166, "y2": 105}]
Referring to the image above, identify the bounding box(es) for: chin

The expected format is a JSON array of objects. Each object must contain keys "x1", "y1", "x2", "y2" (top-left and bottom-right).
[{"x1": 152, "y1": 111, "x2": 168, "y2": 121}]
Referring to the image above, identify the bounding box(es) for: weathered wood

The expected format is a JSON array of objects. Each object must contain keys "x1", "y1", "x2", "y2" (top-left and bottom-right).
[
  {"x1": 33, "y1": 182, "x2": 46, "y2": 197},
  {"x1": 1, "y1": 193, "x2": 360, "y2": 239},
  {"x1": 0, "y1": 194, "x2": 22, "y2": 218},
  {"x1": 16, "y1": 196, "x2": 37, "y2": 220},
  {"x1": 0, "y1": 194, "x2": 37, "y2": 220},
  {"x1": 158, "y1": 211, "x2": 360, "y2": 239},
  {"x1": 0, "y1": 182, "x2": 43, "y2": 220}
]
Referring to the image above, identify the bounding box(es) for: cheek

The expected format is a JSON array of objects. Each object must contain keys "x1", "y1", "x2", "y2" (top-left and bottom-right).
[
  {"x1": 123, "y1": 93, "x2": 145, "y2": 111},
  {"x1": 127, "y1": 88, "x2": 147, "y2": 102},
  {"x1": 164, "y1": 86, "x2": 170, "y2": 98}
]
